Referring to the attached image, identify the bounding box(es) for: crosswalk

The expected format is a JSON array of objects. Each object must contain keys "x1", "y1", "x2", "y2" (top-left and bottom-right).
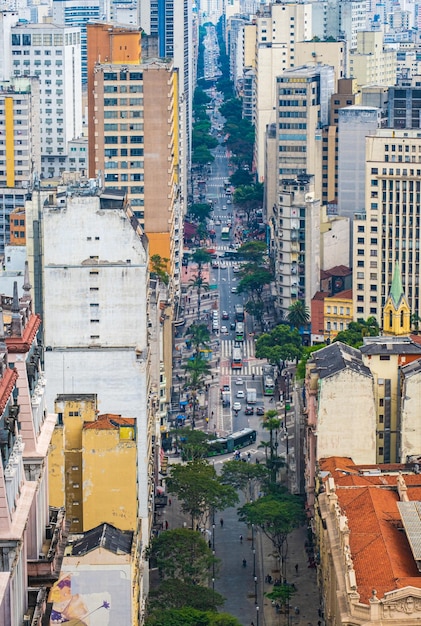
[{"x1": 220, "y1": 339, "x2": 263, "y2": 376}]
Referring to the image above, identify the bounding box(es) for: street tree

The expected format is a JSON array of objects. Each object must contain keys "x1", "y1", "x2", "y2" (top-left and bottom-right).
[
  {"x1": 188, "y1": 274, "x2": 210, "y2": 320},
  {"x1": 296, "y1": 344, "x2": 325, "y2": 380},
  {"x1": 237, "y1": 267, "x2": 273, "y2": 302},
  {"x1": 193, "y1": 88, "x2": 211, "y2": 107},
  {"x1": 229, "y1": 168, "x2": 253, "y2": 188},
  {"x1": 412, "y1": 313, "x2": 421, "y2": 332},
  {"x1": 174, "y1": 427, "x2": 212, "y2": 461},
  {"x1": 244, "y1": 300, "x2": 264, "y2": 325},
  {"x1": 287, "y1": 300, "x2": 310, "y2": 330},
  {"x1": 233, "y1": 184, "x2": 263, "y2": 222},
  {"x1": 266, "y1": 584, "x2": 296, "y2": 612},
  {"x1": 167, "y1": 460, "x2": 238, "y2": 529},
  {"x1": 183, "y1": 354, "x2": 211, "y2": 426},
  {"x1": 189, "y1": 202, "x2": 213, "y2": 224},
  {"x1": 150, "y1": 254, "x2": 170, "y2": 285},
  {"x1": 220, "y1": 460, "x2": 269, "y2": 501},
  {"x1": 255, "y1": 325, "x2": 303, "y2": 372},
  {"x1": 238, "y1": 486, "x2": 304, "y2": 581},
  {"x1": 262, "y1": 411, "x2": 282, "y2": 483},
  {"x1": 258, "y1": 440, "x2": 271, "y2": 463},
  {"x1": 237, "y1": 241, "x2": 267, "y2": 265},
  {"x1": 146, "y1": 607, "x2": 241, "y2": 626},
  {"x1": 192, "y1": 145, "x2": 214, "y2": 167},
  {"x1": 148, "y1": 528, "x2": 217, "y2": 585},
  {"x1": 186, "y1": 323, "x2": 210, "y2": 356},
  {"x1": 192, "y1": 248, "x2": 212, "y2": 273}
]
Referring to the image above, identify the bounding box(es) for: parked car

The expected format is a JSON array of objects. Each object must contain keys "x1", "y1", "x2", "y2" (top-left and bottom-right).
[
  {"x1": 245, "y1": 405, "x2": 254, "y2": 415},
  {"x1": 256, "y1": 407, "x2": 265, "y2": 416}
]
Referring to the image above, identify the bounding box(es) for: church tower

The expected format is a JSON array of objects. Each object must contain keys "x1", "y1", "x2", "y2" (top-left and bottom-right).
[{"x1": 383, "y1": 263, "x2": 411, "y2": 336}]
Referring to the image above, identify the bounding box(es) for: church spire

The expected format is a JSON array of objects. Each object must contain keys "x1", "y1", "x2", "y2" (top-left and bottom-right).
[
  {"x1": 383, "y1": 263, "x2": 410, "y2": 336},
  {"x1": 10, "y1": 281, "x2": 22, "y2": 337}
]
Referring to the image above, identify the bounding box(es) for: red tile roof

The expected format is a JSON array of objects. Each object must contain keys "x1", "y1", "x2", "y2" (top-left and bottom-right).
[
  {"x1": 319, "y1": 458, "x2": 421, "y2": 603},
  {"x1": 83, "y1": 413, "x2": 135, "y2": 430}
]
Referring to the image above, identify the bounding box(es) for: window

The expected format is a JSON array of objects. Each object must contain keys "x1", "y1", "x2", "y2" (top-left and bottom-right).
[
  {"x1": 379, "y1": 355, "x2": 390, "y2": 360},
  {"x1": 378, "y1": 447, "x2": 384, "y2": 456}
]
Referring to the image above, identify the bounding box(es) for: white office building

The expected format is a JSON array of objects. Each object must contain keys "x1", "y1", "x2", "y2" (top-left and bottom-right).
[{"x1": 10, "y1": 23, "x2": 82, "y2": 178}]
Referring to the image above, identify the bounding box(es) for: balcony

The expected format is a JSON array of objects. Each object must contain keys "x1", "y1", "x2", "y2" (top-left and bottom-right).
[{"x1": 27, "y1": 507, "x2": 69, "y2": 585}]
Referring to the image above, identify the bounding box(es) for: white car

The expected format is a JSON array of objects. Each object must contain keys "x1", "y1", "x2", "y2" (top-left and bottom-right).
[
  {"x1": 236, "y1": 390, "x2": 245, "y2": 398},
  {"x1": 222, "y1": 205, "x2": 227, "y2": 210},
  {"x1": 235, "y1": 378, "x2": 244, "y2": 385},
  {"x1": 221, "y1": 325, "x2": 228, "y2": 334},
  {"x1": 232, "y1": 266, "x2": 240, "y2": 273},
  {"x1": 220, "y1": 262, "x2": 227, "y2": 269},
  {"x1": 233, "y1": 402, "x2": 242, "y2": 412},
  {"x1": 231, "y1": 286, "x2": 238, "y2": 293}
]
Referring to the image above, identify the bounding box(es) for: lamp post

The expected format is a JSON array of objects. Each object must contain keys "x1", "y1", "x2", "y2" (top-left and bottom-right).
[
  {"x1": 253, "y1": 547, "x2": 256, "y2": 576},
  {"x1": 254, "y1": 575, "x2": 257, "y2": 604},
  {"x1": 251, "y1": 523, "x2": 255, "y2": 550},
  {"x1": 256, "y1": 605, "x2": 259, "y2": 626}
]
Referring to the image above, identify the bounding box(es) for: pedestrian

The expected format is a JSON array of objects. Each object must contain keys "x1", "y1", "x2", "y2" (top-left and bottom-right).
[
  {"x1": 239, "y1": 534, "x2": 243, "y2": 543},
  {"x1": 295, "y1": 563, "x2": 299, "y2": 575},
  {"x1": 220, "y1": 518, "x2": 224, "y2": 528},
  {"x1": 165, "y1": 520, "x2": 169, "y2": 530},
  {"x1": 169, "y1": 498, "x2": 172, "y2": 506}
]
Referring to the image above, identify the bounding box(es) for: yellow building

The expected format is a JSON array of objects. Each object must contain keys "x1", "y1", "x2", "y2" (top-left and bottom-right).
[
  {"x1": 49, "y1": 395, "x2": 138, "y2": 533},
  {"x1": 324, "y1": 289, "x2": 353, "y2": 341},
  {"x1": 82, "y1": 414, "x2": 137, "y2": 532},
  {"x1": 49, "y1": 394, "x2": 98, "y2": 532}
]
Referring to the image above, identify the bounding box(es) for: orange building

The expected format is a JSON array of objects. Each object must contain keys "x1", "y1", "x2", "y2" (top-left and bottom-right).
[{"x1": 9, "y1": 208, "x2": 25, "y2": 245}]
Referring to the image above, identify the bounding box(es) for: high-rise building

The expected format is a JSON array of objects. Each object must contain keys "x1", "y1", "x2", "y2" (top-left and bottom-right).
[
  {"x1": 0, "y1": 77, "x2": 40, "y2": 253},
  {"x1": 275, "y1": 65, "x2": 335, "y2": 200},
  {"x1": 388, "y1": 86, "x2": 421, "y2": 129},
  {"x1": 271, "y1": 176, "x2": 321, "y2": 322},
  {"x1": 52, "y1": 0, "x2": 101, "y2": 84},
  {"x1": 349, "y1": 31, "x2": 397, "y2": 89},
  {"x1": 352, "y1": 129, "x2": 421, "y2": 322},
  {"x1": 10, "y1": 23, "x2": 82, "y2": 178},
  {"x1": 0, "y1": 10, "x2": 18, "y2": 82},
  {"x1": 254, "y1": 2, "x2": 313, "y2": 179}
]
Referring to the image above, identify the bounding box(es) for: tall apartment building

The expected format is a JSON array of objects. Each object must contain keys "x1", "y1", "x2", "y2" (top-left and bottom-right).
[
  {"x1": 52, "y1": 0, "x2": 101, "y2": 84},
  {"x1": 0, "y1": 10, "x2": 18, "y2": 82},
  {"x1": 254, "y1": 2, "x2": 313, "y2": 179},
  {"x1": 275, "y1": 65, "x2": 335, "y2": 200},
  {"x1": 91, "y1": 59, "x2": 181, "y2": 285},
  {"x1": 321, "y1": 78, "x2": 362, "y2": 206},
  {"x1": 349, "y1": 31, "x2": 397, "y2": 88},
  {"x1": 10, "y1": 23, "x2": 82, "y2": 178},
  {"x1": 324, "y1": 0, "x2": 367, "y2": 49},
  {"x1": 271, "y1": 176, "x2": 321, "y2": 322},
  {"x1": 0, "y1": 78, "x2": 40, "y2": 253},
  {"x1": 352, "y1": 129, "x2": 421, "y2": 322}
]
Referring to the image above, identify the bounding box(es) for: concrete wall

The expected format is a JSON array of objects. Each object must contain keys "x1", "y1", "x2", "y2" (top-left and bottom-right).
[{"x1": 401, "y1": 371, "x2": 421, "y2": 461}]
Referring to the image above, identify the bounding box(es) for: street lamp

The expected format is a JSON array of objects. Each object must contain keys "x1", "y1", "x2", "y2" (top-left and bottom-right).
[
  {"x1": 251, "y1": 523, "x2": 255, "y2": 550},
  {"x1": 256, "y1": 605, "x2": 259, "y2": 626},
  {"x1": 253, "y1": 548, "x2": 256, "y2": 577},
  {"x1": 254, "y1": 575, "x2": 257, "y2": 604}
]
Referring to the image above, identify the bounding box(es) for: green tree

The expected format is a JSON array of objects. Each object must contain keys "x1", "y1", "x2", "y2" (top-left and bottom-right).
[
  {"x1": 266, "y1": 583, "x2": 296, "y2": 611},
  {"x1": 146, "y1": 607, "x2": 241, "y2": 626},
  {"x1": 255, "y1": 325, "x2": 303, "y2": 371},
  {"x1": 192, "y1": 145, "x2": 214, "y2": 167},
  {"x1": 184, "y1": 354, "x2": 211, "y2": 426},
  {"x1": 262, "y1": 410, "x2": 282, "y2": 482},
  {"x1": 411, "y1": 313, "x2": 421, "y2": 332},
  {"x1": 287, "y1": 300, "x2": 310, "y2": 330},
  {"x1": 192, "y1": 248, "x2": 212, "y2": 272},
  {"x1": 244, "y1": 300, "x2": 264, "y2": 324},
  {"x1": 188, "y1": 274, "x2": 210, "y2": 320},
  {"x1": 150, "y1": 254, "x2": 170, "y2": 285},
  {"x1": 220, "y1": 460, "x2": 269, "y2": 502},
  {"x1": 193, "y1": 88, "x2": 211, "y2": 107},
  {"x1": 189, "y1": 202, "x2": 213, "y2": 224},
  {"x1": 238, "y1": 487, "x2": 304, "y2": 581},
  {"x1": 175, "y1": 427, "x2": 212, "y2": 461},
  {"x1": 333, "y1": 317, "x2": 380, "y2": 348},
  {"x1": 187, "y1": 323, "x2": 210, "y2": 356},
  {"x1": 233, "y1": 184, "x2": 264, "y2": 222},
  {"x1": 229, "y1": 168, "x2": 253, "y2": 187},
  {"x1": 296, "y1": 344, "x2": 325, "y2": 380},
  {"x1": 237, "y1": 267, "x2": 273, "y2": 302},
  {"x1": 237, "y1": 241, "x2": 267, "y2": 265},
  {"x1": 167, "y1": 460, "x2": 239, "y2": 529},
  {"x1": 148, "y1": 528, "x2": 217, "y2": 584}
]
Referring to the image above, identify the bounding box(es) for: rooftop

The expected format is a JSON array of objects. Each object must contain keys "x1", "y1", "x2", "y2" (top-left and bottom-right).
[
  {"x1": 66, "y1": 523, "x2": 133, "y2": 557},
  {"x1": 83, "y1": 413, "x2": 135, "y2": 430},
  {"x1": 310, "y1": 341, "x2": 371, "y2": 379},
  {"x1": 360, "y1": 336, "x2": 421, "y2": 355}
]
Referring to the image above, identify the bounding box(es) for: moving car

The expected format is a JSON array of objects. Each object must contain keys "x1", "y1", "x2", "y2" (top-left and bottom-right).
[
  {"x1": 221, "y1": 325, "x2": 228, "y2": 334},
  {"x1": 222, "y1": 311, "x2": 229, "y2": 319},
  {"x1": 256, "y1": 407, "x2": 265, "y2": 416},
  {"x1": 233, "y1": 402, "x2": 242, "y2": 412},
  {"x1": 236, "y1": 390, "x2": 245, "y2": 398},
  {"x1": 230, "y1": 322, "x2": 236, "y2": 330},
  {"x1": 245, "y1": 405, "x2": 254, "y2": 415},
  {"x1": 235, "y1": 378, "x2": 244, "y2": 385},
  {"x1": 231, "y1": 286, "x2": 238, "y2": 293}
]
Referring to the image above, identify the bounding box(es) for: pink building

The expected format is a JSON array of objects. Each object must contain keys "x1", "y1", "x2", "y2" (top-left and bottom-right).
[{"x1": 0, "y1": 264, "x2": 66, "y2": 626}]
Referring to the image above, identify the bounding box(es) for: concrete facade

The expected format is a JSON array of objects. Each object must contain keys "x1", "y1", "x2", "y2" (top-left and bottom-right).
[{"x1": 349, "y1": 31, "x2": 397, "y2": 89}]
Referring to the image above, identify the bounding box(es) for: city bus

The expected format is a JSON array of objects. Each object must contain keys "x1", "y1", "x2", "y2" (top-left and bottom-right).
[
  {"x1": 262, "y1": 364, "x2": 275, "y2": 396},
  {"x1": 221, "y1": 227, "x2": 230, "y2": 241},
  {"x1": 235, "y1": 322, "x2": 245, "y2": 342},
  {"x1": 235, "y1": 304, "x2": 244, "y2": 322},
  {"x1": 231, "y1": 347, "x2": 243, "y2": 369},
  {"x1": 206, "y1": 428, "x2": 257, "y2": 456}
]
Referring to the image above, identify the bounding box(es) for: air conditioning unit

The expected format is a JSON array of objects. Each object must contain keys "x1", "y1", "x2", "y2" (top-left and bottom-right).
[{"x1": 305, "y1": 193, "x2": 314, "y2": 202}]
